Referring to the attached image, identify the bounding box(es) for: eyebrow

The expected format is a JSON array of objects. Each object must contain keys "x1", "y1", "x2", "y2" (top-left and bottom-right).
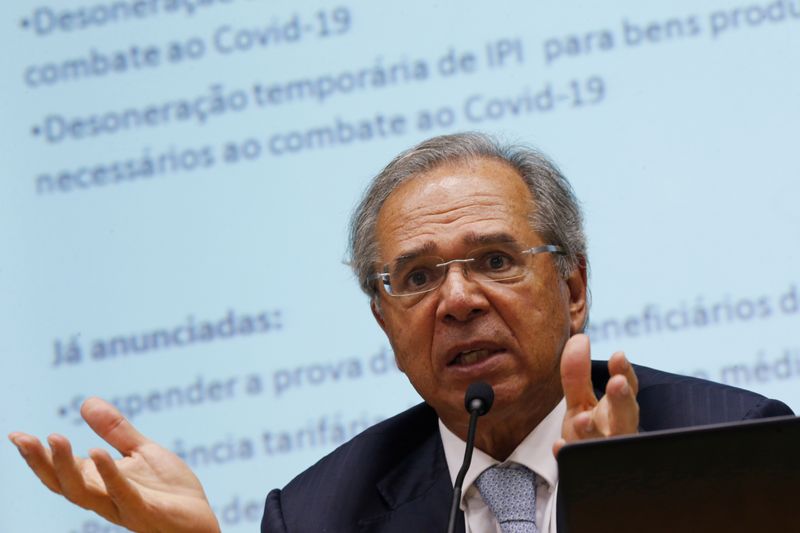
[
  {"x1": 391, "y1": 242, "x2": 438, "y2": 271},
  {"x1": 388, "y1": 232, "x2": 522, "y2": 269},
  {"x1": 462, "y1": 231, "x2": 520, "y2": 247}
]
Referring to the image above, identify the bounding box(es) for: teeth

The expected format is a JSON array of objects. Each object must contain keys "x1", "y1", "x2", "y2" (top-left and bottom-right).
[{"x1": 457, "y1": 349, "x2": 490, "y2": 365}]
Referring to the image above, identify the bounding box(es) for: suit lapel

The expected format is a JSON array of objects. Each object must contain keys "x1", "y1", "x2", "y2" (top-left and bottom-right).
[{"x1": 357, "y1": 427, "x2": 465, "y2": 533}]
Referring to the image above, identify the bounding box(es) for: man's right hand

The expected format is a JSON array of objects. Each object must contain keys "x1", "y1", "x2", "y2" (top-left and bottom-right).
[{"x1": 8, "y1": 397, "x2": 221, "y2": 533}]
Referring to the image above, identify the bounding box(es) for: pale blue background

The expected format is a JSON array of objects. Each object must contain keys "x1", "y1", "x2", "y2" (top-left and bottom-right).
[{"x1": 1, "y1": 1, "x2": 798, "y2": 531}]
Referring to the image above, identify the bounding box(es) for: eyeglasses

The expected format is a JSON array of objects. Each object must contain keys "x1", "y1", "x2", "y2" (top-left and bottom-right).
[{"x1": 371, "y1": 244, "x2": 565, "y2": 297}]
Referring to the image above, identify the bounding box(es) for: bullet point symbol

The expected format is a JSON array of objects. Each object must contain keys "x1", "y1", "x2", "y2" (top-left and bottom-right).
[
  {"x1": 20, "y1": 19, "x2": 29, "y2": 29},
  {"x1": 32, "y1": 126, "x2": 40, "y2": 136},
  {"x1": 58, "y1": 406, "x2": 68, "y2": 417}
]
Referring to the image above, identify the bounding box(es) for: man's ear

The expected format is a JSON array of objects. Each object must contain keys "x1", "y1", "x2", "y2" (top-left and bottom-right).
[
  {"x1": 566, "y1": 255, "x2": 588, "y2": 335},
  {"x1": 370, "y1": 298, "x2": 386, "y2": 332}
]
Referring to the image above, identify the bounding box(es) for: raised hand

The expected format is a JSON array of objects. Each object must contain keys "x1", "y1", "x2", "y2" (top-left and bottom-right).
[
  {"x1": 8, "y1": 397, "x2": 220, "y2": 533},
  {"x1": 554, "y1": 333, "x2": 640, "y2": 456}
]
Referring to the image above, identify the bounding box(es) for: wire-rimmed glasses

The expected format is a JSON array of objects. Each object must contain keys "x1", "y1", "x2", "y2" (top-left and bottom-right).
[{"x1": 372, "y1": 244, "x2": 565, "y2": 297}]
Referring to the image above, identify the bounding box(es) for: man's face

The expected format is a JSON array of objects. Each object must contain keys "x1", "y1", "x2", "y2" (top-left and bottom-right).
[{"x1": 371, "y1": 158, "x2": 587, "y2": 430}]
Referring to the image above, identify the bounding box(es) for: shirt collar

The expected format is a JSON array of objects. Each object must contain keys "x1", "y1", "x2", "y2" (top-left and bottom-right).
[{"x1": 439, "y1": 397, "x2": 566, "y2": 507}]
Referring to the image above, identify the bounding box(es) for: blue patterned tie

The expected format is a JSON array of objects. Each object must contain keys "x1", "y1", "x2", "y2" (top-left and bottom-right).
[{"x1": 475, "y1": 464, "x2": 538, "y2": 533}]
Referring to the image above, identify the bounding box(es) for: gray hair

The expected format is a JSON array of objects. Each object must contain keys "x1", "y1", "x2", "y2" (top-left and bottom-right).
[{"x1": 347, "y1": 132, "x2": 588, "y2": 302}]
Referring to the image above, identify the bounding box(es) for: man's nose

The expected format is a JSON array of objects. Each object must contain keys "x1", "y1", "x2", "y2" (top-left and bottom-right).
[{"x1": 435, "y1": 265, "x2": 490, "y2": 323}]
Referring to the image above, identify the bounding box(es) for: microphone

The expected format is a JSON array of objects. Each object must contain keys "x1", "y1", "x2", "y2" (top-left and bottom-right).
[{"x1": 447, "y1": 382, "x2": 494, "y2": 533}]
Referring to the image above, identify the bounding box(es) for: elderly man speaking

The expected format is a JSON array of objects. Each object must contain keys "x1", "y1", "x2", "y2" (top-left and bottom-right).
[{"x1": 9, "y1": 133, "x2": 792, "y2": 533}]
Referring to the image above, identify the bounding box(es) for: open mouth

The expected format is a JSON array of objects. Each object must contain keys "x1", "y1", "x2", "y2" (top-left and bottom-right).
[{"x1": 448, "y1": 348, "x2": 503, "y2": 366}]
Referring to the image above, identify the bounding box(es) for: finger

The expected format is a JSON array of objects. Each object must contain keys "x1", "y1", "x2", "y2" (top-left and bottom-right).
[
  {"x1": 48, "y1": 434, "x2": 118, "y2": 517},
  {"x1": 90, "y1": 449, "x2": 146, "y2": 522},
  {"x1": 9, "y1": 433, "x2": 62, "y2": 494},
  {"x1": 608, "y1": 351, "x2": 639, "y2": 395},
  {"x1": 81, "y1": 397, "x2": 148, "y2": 455},
  {"x1": 552, "y1": 438, "x2": 567, "y2": 457},
  {"x1": 560, "y1": 334, "x2": 596, "y2": 410},
  {"x1": 570, "y1": 410, "x2": 598, "y2": 439},
  {"x1": 47, "y1": 434, "x2": 82, "y2": 497},
  {"x1": 560, "y1": 408, "x2": 599, "y2": 448},
  {"x1": 604, "y1": 375, "x2": 640, "y2": 435}
]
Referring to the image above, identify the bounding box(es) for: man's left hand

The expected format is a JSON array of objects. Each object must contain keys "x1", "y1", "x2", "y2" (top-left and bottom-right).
[{"x1": 554, "y1": 333, "x2": 639, "y2": 456}]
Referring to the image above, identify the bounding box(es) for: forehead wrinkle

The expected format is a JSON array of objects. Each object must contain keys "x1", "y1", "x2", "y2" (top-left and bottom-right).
[
  {"x1": 383, "y1": 194, "x2": 514, "y2": 236},
  {"x1": 375, "y1": 163, "x2": 537, "y2": 266},
  {"x1": 382, "y1": 206, "x2": 510, "y2": 259}
]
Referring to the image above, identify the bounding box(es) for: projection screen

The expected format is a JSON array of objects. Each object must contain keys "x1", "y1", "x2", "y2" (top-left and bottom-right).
[{"x1": 1, "y1": 0, "x2": 798, "y2": 531}]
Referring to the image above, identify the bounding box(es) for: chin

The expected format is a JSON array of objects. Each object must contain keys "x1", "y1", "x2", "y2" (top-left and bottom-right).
[{"x1": 492, "y1": 379, "x2": 554, "y2": 412}]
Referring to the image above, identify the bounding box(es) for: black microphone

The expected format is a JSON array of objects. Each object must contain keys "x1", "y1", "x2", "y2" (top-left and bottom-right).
[{"x1": 447, "y1": 381, "x2": 494, "y2": 533}]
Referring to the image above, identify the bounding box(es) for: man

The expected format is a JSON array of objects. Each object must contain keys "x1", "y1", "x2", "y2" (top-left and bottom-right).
[{"x1": 9, "y1": 132, "x2": 793, "y2": 533}]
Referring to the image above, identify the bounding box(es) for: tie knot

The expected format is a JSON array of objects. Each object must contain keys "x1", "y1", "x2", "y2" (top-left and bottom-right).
[{"x1": 475, "y1": 464, "x2": 538, "y2": 533}]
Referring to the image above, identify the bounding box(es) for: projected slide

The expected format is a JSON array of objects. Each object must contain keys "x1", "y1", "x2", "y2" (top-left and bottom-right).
[{"x1": 1, "y1": 0, "x2": 798, "y2": 531}]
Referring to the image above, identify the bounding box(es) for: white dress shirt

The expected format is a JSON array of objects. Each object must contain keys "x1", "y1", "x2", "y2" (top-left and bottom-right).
[{"x1": 440, "y1": 398, "x2": 566, "y2": 533}]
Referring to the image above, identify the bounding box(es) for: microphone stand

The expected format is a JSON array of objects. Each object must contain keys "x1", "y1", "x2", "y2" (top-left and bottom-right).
[
  {"x1": 447, "y1": 407, "x2": 480, "y2": 533},
  {"x1": 446, "y1": 382, "x2": 493, "y2": 533}
]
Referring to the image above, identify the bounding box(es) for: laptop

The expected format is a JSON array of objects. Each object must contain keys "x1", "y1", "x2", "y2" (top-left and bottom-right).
[{"x1": 556, "y1": 415, "x2": 800, "y2": 533}]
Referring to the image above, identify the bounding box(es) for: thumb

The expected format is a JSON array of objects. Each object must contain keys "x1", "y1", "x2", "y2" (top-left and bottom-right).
[{"x1": 81, "y1": 397, "x2": 148, "y2": 456}]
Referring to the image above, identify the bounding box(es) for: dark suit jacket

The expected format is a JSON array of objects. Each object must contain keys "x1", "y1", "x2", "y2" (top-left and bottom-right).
[{"x1": 261, "y1": 363, "x2": 793, "y2": 532}]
